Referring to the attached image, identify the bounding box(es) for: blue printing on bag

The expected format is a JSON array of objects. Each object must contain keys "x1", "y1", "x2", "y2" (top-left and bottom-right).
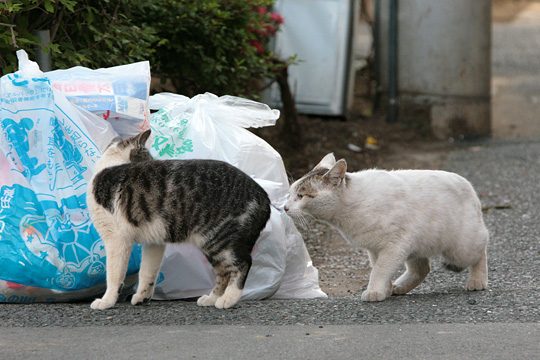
[{"x1": 0, "y1": 72, "x2": 141, "y2": 295}]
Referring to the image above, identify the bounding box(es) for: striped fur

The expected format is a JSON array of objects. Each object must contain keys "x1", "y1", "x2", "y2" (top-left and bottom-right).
[{"x1": 87, "y1": 130, "x2": 271, "y2": 310}]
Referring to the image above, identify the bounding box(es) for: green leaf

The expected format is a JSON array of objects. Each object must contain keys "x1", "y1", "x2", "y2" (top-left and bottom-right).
[
  {"x1": 2, "y1": 1, "x2": 23, "y2": 12},
  {"x1": 44, "y1": 0, "x2": 55, "y2": 13},
  {"x1": 59, "y1": 0, "x2": 76, "y2": 12}
]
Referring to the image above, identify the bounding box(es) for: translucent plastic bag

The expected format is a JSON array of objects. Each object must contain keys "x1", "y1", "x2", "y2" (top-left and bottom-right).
[
  {"x1": 149, "y1": 92, "x2": 326, "y2": 300},
  {"x1": 46, "y1": 61, "x2": 151, "y2": 137},
  {"x1": 0, "y1": 51, "x2": 141, "y2": 303}
]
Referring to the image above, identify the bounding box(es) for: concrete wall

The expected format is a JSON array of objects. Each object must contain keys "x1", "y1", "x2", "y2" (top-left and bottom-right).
[{"x1": 378, "y1": 0, "x2": 492, "y2": 139}]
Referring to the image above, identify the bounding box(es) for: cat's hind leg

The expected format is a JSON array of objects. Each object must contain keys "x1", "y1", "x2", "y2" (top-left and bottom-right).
[
  {"x1": 392, "y1": 257, "x2": 430, "y2": 295},
  {"x1": 91, "y1": 234, "x2": 133, "y2": 310},
  {"x1": 197, "y1": 264, "x2": 230, "y2": 307},
  {"x1": 131, "y1": 243, "x2": 166, "y2": 306},
  {"x1": 215, "y1": 265, "x2": 249, "y2": 309},
  {"x1": 466, "y1": 246, "x2": 488, "y2": 291},
  {"x1": 214, "y1": 250, "x2": 252, "y2": 309}
]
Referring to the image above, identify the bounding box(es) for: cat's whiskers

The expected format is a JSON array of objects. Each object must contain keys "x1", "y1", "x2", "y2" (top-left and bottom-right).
[
  {"x1": 289, "y1": 211, "x2": 352, "y2": 246},
  {"x1": 287, "y1": 210, "x2": 309, "y2": 230},
  {"x1": 313, "y1": 219, "x2": 353, "y2": 246},
  {"x1": 299, "y1": 213, "x2": 311, "y2": 230}
]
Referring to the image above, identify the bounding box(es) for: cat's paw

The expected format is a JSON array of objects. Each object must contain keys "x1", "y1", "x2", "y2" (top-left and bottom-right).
[
  {"x1": 214, "y1": 296, "x2": 237, "y2": 309},
  {"x1": 131, "y1": 293, "x2": 152, "y2": 306},
  {"x1": 465, "y1": 278, "x2": 487, "y2": 291},
  {"x1": 361, "y1": 290, "x2": 388, "y2": 302},
  {"x1": 392, "y1": 284, "x2": 410, "y2": 295},
  {"x1": 214, "y1": 291, "x2": 241, "y2": 309},
  {"x1": 197, "y1": 294, "x2": 218, "y2": 307},
  {"x1": 90, "y1": 298, "x2": 115, "y2": 310}
]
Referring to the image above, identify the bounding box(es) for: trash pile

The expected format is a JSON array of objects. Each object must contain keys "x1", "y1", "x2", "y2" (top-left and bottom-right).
[{"x1": 0, "y1": 51, "x2": 326, "y2": 303}]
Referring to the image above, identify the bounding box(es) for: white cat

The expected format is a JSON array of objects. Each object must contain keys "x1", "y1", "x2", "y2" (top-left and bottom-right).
[{"x1": 285, "y1": 153, "x2": 489, "y2": 302}]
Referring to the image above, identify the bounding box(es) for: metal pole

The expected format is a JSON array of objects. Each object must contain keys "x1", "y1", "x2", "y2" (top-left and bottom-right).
[
  {"x1": 35, "y1": 30, "x2": 51, "y2": 71},
  {"x1": 387, "y1": 0, "x2": 398, "y2": 123},
  {"x1": 373, "y1": 0, "x2": 381, "y2": 111}
]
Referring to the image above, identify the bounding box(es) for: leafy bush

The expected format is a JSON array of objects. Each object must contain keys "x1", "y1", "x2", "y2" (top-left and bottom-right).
[
  {"x1": 137, "y1": 0, "x2": 284, "y2": 98},
  {"x1": 0, "y1": 0, "x2": 157, "y2": 73},
  {"x1": 1, "y1": 0, "x2": 286, "y2": 99}
]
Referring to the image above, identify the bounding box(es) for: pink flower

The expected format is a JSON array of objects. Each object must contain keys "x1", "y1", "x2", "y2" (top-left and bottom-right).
[
  {"x1": 265, "y1": 24, "x2": 277, "y2": 36},
  {"x1": 257, "y1": 6, "x2": 267, "y2": 16},
  {"x1": 249, "y1": 39, "x2": 265, "y2": 54},
  {"x1": 270, "y1": 12, "x2": 284, "y2": 24}
]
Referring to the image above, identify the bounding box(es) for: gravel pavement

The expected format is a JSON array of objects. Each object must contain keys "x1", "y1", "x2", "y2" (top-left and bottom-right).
[{"x1": 1, "y1": 139, "x2": 538, "y2": 327}]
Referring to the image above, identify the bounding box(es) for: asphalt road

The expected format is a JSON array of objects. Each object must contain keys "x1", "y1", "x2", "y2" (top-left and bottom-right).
[{"x1": 0, "y1": 323, "x2": 538, "y2": 360}]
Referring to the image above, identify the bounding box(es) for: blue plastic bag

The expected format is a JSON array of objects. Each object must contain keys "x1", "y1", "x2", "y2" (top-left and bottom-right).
[{"x1": 0, "y1": 51, "x2": 141, "y2": 303}]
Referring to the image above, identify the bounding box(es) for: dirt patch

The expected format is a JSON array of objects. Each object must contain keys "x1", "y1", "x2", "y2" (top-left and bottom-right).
[
  {"x1": 256, "y1": 63, "x2": 450, "y2": 179},
  {"x1": 256, "y1": 115, "x2": 449, "y2": 180}
]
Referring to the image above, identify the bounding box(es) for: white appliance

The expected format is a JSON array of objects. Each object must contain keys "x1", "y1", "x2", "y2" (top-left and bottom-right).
[{"x1": 266, "y1": 0, "x2": 360, "y2": 117}]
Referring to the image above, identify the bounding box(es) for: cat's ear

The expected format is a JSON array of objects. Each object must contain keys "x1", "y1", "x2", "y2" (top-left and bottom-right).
[
  {"x1": 323, "y1": 159, "x2": 347, "y2": 186},
  {"x1": 314, "y1": 153, "x2": 336, "y2": 170},
  {"x1": 134, "y1": 129, "x2": 152, "y2": 147}
]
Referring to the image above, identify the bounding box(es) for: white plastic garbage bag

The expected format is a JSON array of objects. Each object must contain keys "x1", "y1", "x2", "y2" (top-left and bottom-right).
[
  {"x1": 0, "y1": 50, "x2": 141, "y2": 303},
  {"x1": 149, "y1": 92, "x2": 326, "y2": 300}
]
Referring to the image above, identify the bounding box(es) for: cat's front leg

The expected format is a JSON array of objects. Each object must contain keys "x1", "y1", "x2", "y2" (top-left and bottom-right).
[
  {"x1": 131, "y1": 243, "x2": 166, "y2": 306},
  {"x1": 361, "y1": 248, "x2": 405, "y2": 302},
  {"x1": 91, "y1": 234, "x2": 133, "y2": 310},
  {"x1": 367, "y1": 250, "x2": 378, "y2": 267}
]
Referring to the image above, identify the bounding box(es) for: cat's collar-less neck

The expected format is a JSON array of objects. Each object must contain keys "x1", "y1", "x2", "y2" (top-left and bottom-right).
[{"x1": 93, "y1": 154, "x2": 129, "y2": 174}]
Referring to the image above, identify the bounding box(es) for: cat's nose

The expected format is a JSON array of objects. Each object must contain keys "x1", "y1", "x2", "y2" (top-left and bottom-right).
[{"x1": 284, "y1": 205, "x2": 289, "y2": 212}]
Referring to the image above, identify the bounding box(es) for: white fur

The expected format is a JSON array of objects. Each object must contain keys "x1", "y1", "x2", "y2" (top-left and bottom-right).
[
  {"x1": 131, "y1": 243, "x2": 165, "y2": 305},
  {"x1": 92, "y1": 141, "x2": 131, "y2": 174},
  {"x1": 196, "y1": 293, "x2": 220, "y2": 307},
  {"x1": 88, "y1": 137, "x2": 168, "y2": 310},
  {"x1": 196, "y1": 249, "x2": 243, "y2": 309},
  {"x1": 215, "y1": 284, "x2": 243, "y2": 309},
  {"x1": 286, "y1": 153, "x2": 489, "y2": 302},
  {"x1": 215, "y1": 250, "x2": 243, "y2": 309},
  {"x1": 237, "y1": 200, "x2": 258, "y2": 225},
  {"x1": 187, "y1": 233, "x2": 208, "y2": 248}
]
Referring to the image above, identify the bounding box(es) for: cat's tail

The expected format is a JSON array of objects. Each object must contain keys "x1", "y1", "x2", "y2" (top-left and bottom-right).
[{"x1": 442, "y1": 262, "x2": 465, "y2": 272}]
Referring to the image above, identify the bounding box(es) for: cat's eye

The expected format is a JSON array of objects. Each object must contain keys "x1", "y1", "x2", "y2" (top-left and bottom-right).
[{"x1": 298, "y1": 194, "x2": 314, "y2": 200}]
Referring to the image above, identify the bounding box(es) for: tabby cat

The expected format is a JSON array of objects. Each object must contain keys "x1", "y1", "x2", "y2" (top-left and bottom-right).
[{"x1": 87, "y1": 129, "x2": 271, "y2": 310}]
